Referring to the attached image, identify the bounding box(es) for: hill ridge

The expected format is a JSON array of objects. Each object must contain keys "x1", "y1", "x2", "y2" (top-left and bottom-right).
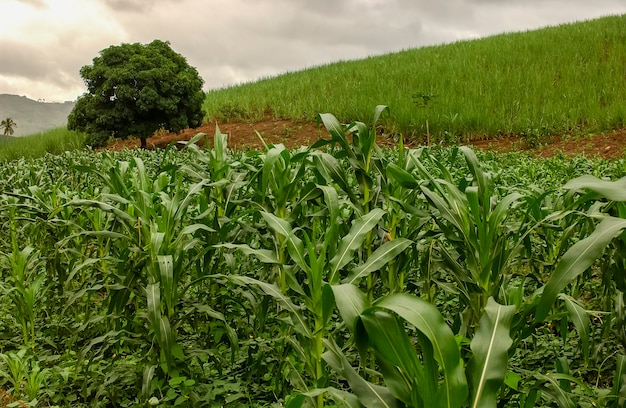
[{"x1": 0, "y1": 94, "x2": 74, "y2": 137}]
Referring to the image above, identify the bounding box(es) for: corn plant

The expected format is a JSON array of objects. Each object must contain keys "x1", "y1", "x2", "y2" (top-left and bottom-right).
[
  {"x1": 315, "y1": 105, "x2": 389, "y2": 215},
  {"x1": 0, "y1": 246, "x2": 46, "y2": 349},
  {"x1": 323, "y1": 283, "x2": 516, "y2": 408},
  {"x1": 388, "y1": 146, "x2": 529, "y2": 333},
  {"x1": 249, "y1": 142, "x2": 316, "y2": 292},
  {"x1": 225, "y1": 202, "x2": 411, "y2": 407},
  {"x1": 62, "y1": 150, "x2": 239, "y2": 404},
  {"x1": 0, "y1": 348, "x2": 49, "y2": 403}
]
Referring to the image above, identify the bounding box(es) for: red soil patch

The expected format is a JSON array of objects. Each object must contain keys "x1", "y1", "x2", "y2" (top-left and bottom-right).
[
  {"x1": 470, "y1": 129, "x2": 626, "y2": 160},
  {"x1": 103, "y1": 118, "x2": 626, "y2": 160}
]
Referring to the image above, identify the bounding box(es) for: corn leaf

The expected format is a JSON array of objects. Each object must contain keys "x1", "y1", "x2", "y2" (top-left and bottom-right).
[
  {"x1": 360, "y1": 310, "x2": 429, "y2": 406},
  {"x1": 375, "y1": 294, "x2": 468, "y2": 408},
  {"x1": 260, "y1": 211, "x2": 309, "y2": 272},
  {"x1": 386, "y1": 163, "x2": 419, "y2": 189},
  {"x1": 330, "y1": 208, "x2": 385, "y2": 282},
  {"x1": 559, "y1": 294, "x2": 590, "y2": 364},
  {"x1": 608, "y1": 354, "x2": 626, "y2": 406},
  {"x1": 331, "y1": 283, "x2": 370, "y2": 334},
  {"x1": 318, "y1": 113, "x2": 353, "y2": 159},
  {"x1": 311, "y1": 151, "x2": 359, "y2": 204},
  {"x1": 467, "y1": 297, "x2": 516, "y2": 408},
  {"x1": 564, "y1": 175, "x2": 626, "y2": 201},
  {"x1": 215, "y1": 243, "x2": 281, "y2": 264},
  {"x1": 323, "y1": 339, "x2": 398, "y2": 408},
  {"x1": 158, "y1": 255, "x2": 174, "y2": 313},
  {"x1": 344, "y1": 238, "x2": 412, "y2": 284},
  {"x1": 146, "y1": 282, "x2": 161, "y2": 343},
  {"x1": 536, "y1": 216, "x2": 626, "y2": 322}
]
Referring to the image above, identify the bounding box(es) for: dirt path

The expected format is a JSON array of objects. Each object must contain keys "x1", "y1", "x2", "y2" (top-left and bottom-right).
[{"x1": 104, "y1": 118, "x2": 626, "y2": 160}]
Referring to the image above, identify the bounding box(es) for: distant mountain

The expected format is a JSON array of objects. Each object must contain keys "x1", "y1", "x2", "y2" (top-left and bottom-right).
[{"x1": 0, "y1": 94, "x2": 74, "y2": 137}]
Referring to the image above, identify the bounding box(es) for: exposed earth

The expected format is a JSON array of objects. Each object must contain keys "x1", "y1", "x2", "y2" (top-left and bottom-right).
[{"x1": 104, "y1": 117, "x2": 626, "y2": 160}]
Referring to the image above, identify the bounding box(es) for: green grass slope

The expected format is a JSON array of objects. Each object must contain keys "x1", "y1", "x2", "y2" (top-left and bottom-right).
[
  {"x1": 0, "y1": 127, "x2": 86, "y2": 162},
  {"x1": 204, "y1": 14, "x2": 626, "y2": 143}
]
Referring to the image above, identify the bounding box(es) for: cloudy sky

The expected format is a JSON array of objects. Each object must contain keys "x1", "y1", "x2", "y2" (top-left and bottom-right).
[{"x1": 1, "y1": 0, "x2": 625, "y2": 102}]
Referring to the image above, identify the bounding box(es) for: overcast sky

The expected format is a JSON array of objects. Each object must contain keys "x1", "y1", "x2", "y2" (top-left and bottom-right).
[{"x1": 1, "y1": 0, "x2": 625, "y2": 102}]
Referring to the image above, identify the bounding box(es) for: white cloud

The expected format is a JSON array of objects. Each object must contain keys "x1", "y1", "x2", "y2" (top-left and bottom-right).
[{"x1": 1, "y1": 0, "x2": 625, "y2": 101}]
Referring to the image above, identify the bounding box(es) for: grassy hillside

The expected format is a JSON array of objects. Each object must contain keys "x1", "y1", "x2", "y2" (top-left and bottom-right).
[
  {"x1": 0, "y1": 127, "x2": 86, "y2": 162},
  {"x1": 203, "y1": 14, "x2": 626, "y2": 143},
  {"x1": 0, "y1": 94, "x2": 74, "y2": 137}
]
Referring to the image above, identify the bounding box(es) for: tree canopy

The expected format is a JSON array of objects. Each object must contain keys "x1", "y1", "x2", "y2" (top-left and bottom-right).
[{"x1": 68, "y1": 40, "x2": 205, "y2": 148}]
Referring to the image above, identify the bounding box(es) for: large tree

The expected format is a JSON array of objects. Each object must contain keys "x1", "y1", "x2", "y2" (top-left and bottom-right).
[
  {"x1": 68, "y1": 39, "x2": 205, "y2": 148},
  {"x1": 1, "y1": 117, "x2": 16, "y2": 136}
]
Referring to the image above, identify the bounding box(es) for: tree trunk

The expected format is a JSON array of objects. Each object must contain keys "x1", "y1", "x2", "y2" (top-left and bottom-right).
[{"x1": 140, "y1": 137, "x2": 147, "y2": 149}]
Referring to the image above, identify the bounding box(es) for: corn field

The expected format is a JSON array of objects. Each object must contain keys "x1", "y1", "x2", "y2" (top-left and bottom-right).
[{"x1": 1, "y1": 107, "x2": 626, "y2": 407}]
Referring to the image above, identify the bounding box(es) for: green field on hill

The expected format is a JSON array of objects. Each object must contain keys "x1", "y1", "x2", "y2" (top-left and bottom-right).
[
  {"x1": 2, "y1": 15, "x2": 626, "y2": 159},
  {"x1": 2, "y1": 15, "x2": 626, "y2": 407},
  {"x1": 204, "y1": 14, "x2": 626, "y2": 144}
]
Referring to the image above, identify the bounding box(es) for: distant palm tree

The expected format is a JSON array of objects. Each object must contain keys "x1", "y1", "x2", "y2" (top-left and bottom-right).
[{"x1": 1, "y1": 117, "x2": 16, "y2": 136}]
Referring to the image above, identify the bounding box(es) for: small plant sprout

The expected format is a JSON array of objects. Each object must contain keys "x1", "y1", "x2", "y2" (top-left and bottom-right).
[{"x1": 412, "y1": 92, "x2": 436, "y2": 146}]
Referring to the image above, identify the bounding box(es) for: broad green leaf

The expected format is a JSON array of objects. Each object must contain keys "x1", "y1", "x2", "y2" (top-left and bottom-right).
[
  {"x1": 330, "y1": 208, "x2": 385, "y2": 282},
  {"x1": 261, "y1": 144, "x2": 286, "y2": 194},
  {"x1": 318, "y1": 184, "x2": 340, "y2": 221},
  {"x1": 460, "y1": 147, "x2": 488, "y2": 200},
  {"x1": 564, "y1": 175, "x2": 626, "y2": 201},
  {"x1": 559, "y1": 294, "x2": 590, "y2": 364},
  {"x1": 490, "y1": 192, "x2": 523, "y2": 231},
  {"x1": 184, "y1": 131, "x2": 207, "y2": 147},
  {"x1": 536, "y1": 216, "x2": 626, "y2": 322},
  {"x1": 214, "y1": 123, "x2": 227, "y2": 163},
  {"x1": 146, "y1": 283, "x2": 161, "y2": 341},
  {"x1": 321, "y1": 283, "x2": 336, "y2": 326},
  {"x1": 180, "y1": 223, "x2": 216, "y2": 235},
  {"x1": 467, "y1": 297, "x2": 516, "y2": 408},
  {"x1": 386, "y1": 163, "x2": 419, "y2": 189},
  {"x1": 360, "y1": 311, "x2": 428, "y2": 406},
  {"x1": 259, "y1": 211, "x2": 309, "y2": 272},
  {"x1": 142, "y1": 364, "x2": 157, "y2": 400},
  {"x1": 345, "y1": 238, "x2": 412, "y2": 284},
  {"x1": 318, "y1": 113, "x2": 352, "y2": 157},
  {"x1": 260, "y1": 210, "x2": 291, "y2": 238},
  {"x1": 158, "y1": 255, "x2": 174, "y2": 313},
  {"x1": 323, "y1": 339, "x2": 398, "y2": 408},
  {"x1": 375, "y1": 294, "x2": 468, "y2": 408},
  {"x1": 286, "y1": 229, "x2": 310, "y2": 274},
  {"x1": 311, "y1": 151, "x2": 359, "y2": 204},
  {"x1": 371, "y1": 105, "x2": 390, "y2": 127},
  {"x1": 608, "y1": 354, "x2": 626, "y2": 406},
  {"x1": 533, "y1": 373, "x2": 576, "y2": 408},
  {"x1": 421, "y1": 185, "x2": 469, "y2": 243},
  {"x1": 177, "y1": 180, "x2": 206, "y2": 216},
  {"x1": 215, "y1": 243, "x2": 281, "y2": 264},
  {"x1": 331, "y1": 284, "x2": 370, "y2": 333},
  {"x1": 69, "y1": 199, "x2": 135, "y2": 223},
  {"x1": 348, "y1": 121, "x2": 373, "y2": 159},
  {"x1": 555, "y1": 357, "x2": 571, "y2": 393},
  {"x1": 157, "y1": 315, "x2": 174, "y2": 370}
]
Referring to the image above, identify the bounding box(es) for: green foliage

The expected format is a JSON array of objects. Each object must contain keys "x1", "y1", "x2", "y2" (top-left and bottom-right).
[
  {"x1": 1, "y1": 108, "x2": 626, "y2": 407},
  {"x1": 68, "y1": 39, "x2": 205, "y2": 148},
  {"x1": 0, "y1": 127, "x2": 87, "y2": 162}
]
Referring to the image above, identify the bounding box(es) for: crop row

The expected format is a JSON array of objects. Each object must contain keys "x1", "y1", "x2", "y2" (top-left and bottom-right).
[{"x1": 0, "y1": 108, "x2": 626, "y2": 407}]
